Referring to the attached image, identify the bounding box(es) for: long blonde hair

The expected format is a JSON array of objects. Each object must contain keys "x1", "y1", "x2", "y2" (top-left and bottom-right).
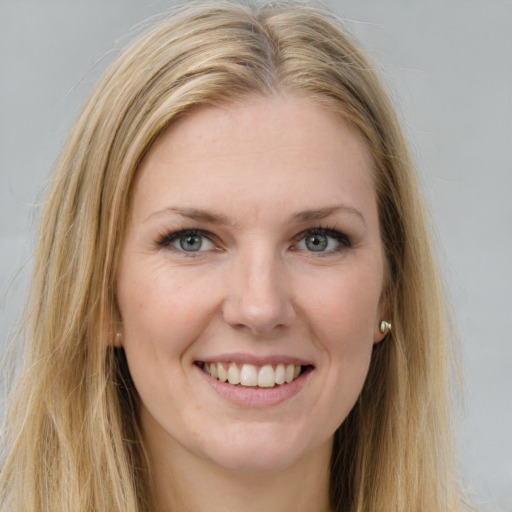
[{"x1": 1, "y1": 1, "x2": 464, "y2": 510}]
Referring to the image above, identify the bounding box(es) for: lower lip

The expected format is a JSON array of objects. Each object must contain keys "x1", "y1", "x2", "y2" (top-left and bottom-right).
[{"x1": 195, "y1": 365, "x2": 312, "y2": 408}]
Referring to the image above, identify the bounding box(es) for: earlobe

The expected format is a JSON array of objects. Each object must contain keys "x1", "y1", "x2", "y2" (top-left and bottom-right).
[
  {"x1": 374, "y1": 319, "x2": 392, "y2": 343},
  {"x1": 113, "y1": 331, "x2": 123, "y2": 347},
  {"x1": 375, "y1": 279, "x2": 393, "y2": 342},
  {"x1": 102, "y1": 313, "x2": 123, "y2": 347}
]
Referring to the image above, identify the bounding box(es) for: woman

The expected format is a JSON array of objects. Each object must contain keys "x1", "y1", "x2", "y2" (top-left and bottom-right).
[{"x1": 0, "y1": 1, "x2": 467, "y2": 510}]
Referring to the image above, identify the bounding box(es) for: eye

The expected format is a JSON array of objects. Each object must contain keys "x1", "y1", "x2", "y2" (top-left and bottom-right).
[
  {"x1": 295, "y1": 228, "x2": 351, "y2": 253},
  {"x1": 158, "y1": 229, "x2": 216, "y2": 253}
]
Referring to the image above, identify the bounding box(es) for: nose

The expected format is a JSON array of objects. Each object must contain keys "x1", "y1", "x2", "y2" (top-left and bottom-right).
[{"x1": 222, "y1": 248, "x2": 296, "y2": 336}]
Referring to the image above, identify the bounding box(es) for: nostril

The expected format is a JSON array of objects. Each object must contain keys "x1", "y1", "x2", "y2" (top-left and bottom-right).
[{"x1": 222, "y1": 293, "x2": 296, "y2": 335}]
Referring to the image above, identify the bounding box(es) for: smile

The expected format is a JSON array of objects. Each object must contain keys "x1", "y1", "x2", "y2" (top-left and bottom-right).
[{"x1": 200, "y1": 362, "x2": 312, "y2": 388}]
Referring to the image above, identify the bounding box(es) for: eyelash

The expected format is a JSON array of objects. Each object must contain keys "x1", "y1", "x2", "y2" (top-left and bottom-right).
[
  {"x1": 157, "y1": 228, "x2": 213, "y2": 250},
  {"x1": 294, "y1": 227, "x2": 352, "y2": 252},
  {"x1": 156, "y1": 226, "x2": 352, "y2": 255}
]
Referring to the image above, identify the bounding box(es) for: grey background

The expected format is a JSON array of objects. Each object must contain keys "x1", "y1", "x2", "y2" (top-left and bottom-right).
[{"x1": 0, "y1": 1, "x2": 510, "y2": 509}]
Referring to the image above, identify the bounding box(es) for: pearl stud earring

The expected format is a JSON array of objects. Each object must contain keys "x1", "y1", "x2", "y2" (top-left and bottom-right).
[{"x1": 379, "y1": 320, "x2": 392, "y2": 334}]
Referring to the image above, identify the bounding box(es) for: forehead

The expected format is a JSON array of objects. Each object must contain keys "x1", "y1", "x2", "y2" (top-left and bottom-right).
[{"x1": 132, "y1": 94, "x2": 376, "y2": 220}]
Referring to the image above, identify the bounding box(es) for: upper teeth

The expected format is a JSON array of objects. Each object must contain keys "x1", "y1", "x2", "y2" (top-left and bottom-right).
[{"x1": 203, "y1": 362, "x2": 302, "y2": 388}]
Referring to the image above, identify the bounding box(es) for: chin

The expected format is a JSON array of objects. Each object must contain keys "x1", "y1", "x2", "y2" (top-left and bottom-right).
[
  {"x1": 198, "y1": 423, "x2": 327, "y2": 475},
  {"x1": 206, "y1": 447, "x2": 304, "y2": 475}
]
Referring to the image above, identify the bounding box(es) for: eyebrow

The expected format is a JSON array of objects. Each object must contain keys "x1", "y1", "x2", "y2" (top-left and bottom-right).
[
  {"x1": 291, "y1": 205, "x2": 366, "y2": 226},
  {"x1": 144, "y1": 207, "x2": 231, "y2": 224},
  {"x1": 145, "y1": 205, "x2": 366, "y2": 227}
]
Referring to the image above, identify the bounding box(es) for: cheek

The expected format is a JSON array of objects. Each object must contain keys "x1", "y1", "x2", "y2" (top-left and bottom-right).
[
  {"x1": 299, "y1": 266, "x2": 381, "y2": 417},
  {"x1": 302, "y1": 268, "x2": 382, "y2": 348},
  {"x1": 116, "y1": 262, "x2": 217, "y2": 412},
  {"x1": 117, "y1": 260, "x2": 221, "y2": 356}
]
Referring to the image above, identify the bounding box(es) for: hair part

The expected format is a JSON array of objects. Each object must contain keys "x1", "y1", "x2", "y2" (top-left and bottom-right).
[{"x1": 1, "y1": 1, "x2": 464, "y2": 510}]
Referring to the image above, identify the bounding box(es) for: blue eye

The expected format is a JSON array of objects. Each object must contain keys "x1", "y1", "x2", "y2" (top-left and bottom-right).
[
  {"x1": 158, "y1": 230, "x2": 215, "y2": 253},
  {"x1": 296, "y1": 228, "x2": 350, "y2": 253},
  {"x1": 178, "y1": 233, "x2": 203, "y2": 251}
]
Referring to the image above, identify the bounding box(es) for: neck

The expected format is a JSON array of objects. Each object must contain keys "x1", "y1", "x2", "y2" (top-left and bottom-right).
[{"x1": 146, "y1": 432, "x2": 333, "y2": 512}]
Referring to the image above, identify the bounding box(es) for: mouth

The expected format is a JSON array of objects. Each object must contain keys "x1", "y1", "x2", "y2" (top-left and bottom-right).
[{"x1": 197, "y1": 361, "x2": 314, "y2": 388}]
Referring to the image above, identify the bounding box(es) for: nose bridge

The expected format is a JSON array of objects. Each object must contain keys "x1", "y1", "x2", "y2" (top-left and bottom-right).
[{"x1": 223, "y1": 242, "x2": 295, "y2": 334}]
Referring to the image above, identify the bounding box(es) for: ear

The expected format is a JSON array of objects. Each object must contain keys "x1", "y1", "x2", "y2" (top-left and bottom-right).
[
  {"x1": 106, "y1": 300, "x2": 124, "y2": 347},
  {"x1": 373, "y1": 285, "x2": 392, "y2": 344},
  {"x1": 104, "y1": 310, "x2": 124, "y2": 347},
  {"x1": 113, "y1": 330, "x2": 123, "y2": 347}
]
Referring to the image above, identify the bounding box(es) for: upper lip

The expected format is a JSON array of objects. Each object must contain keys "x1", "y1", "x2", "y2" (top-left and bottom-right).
[{"x1": 195, "y1": 352, "x2": 314, "y2": 367}]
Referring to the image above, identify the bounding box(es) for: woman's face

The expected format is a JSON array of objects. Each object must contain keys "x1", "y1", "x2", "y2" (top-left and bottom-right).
[{"x1": 117, "y1": 94, "x2": 387, "y2": 474}]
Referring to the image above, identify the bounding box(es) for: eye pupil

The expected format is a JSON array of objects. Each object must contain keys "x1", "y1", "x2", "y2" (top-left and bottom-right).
[
  {"x1": 305, "y1": 233, "x2": 328, "y2": 251},
  {"x1": 180, "y1": 234, "x2": 202, "y2": 251}
]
